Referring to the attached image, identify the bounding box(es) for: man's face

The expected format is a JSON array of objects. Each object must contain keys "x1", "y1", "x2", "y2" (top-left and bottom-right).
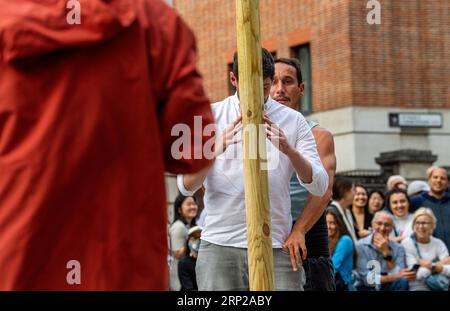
[
  {"x1": 230, "y1": 72, "x2": 273, "y2": 103},
  {"x1": 270, "y1": 62, "x2": 304, "y2": 110},
  {"x1": 372, "y1": 214, "x2": 393, "y2": 237},
  {"x1": 428, "y1": 168, "x2": 449, "y2": 196}
]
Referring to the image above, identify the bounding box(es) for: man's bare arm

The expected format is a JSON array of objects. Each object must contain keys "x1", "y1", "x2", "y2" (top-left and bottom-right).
[
  {"x1": 180, "y1": 166, "x2": 212, "y2": 194},
  {"x1": 283, "y1": 126, "x2": 336, "y2": 270},
  {"x1": 293, "y1": 127, "x2": 336, "y2": 233}
]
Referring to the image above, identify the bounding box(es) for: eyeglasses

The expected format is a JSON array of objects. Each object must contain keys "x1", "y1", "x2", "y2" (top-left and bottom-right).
[
  {"x1": 414, "y1": 221, "x2": 432, "y2": 226},
  {"x1": 374, "y1": 221, "x2": 392, "y2": 228}
]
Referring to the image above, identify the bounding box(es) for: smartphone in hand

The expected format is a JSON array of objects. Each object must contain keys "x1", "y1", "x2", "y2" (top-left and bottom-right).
[{"x1": 410, "y1": 264, "x2": 420, "y2": 272}]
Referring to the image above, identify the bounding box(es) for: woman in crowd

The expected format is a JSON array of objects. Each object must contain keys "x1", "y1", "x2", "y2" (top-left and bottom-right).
[
  {"x1": 368, "y1": 189, "x2": 385, "y2": 215},
  {"x1": 386, "y1": 188, "x2": 414, "y2": 243},
  {"x1": 169, "y1": 194, "x2": 199, "y2": 290},
  {"x1": 401, "y1": 208, "x2": 450, "y2": 291},
  {"x1": 329, "y1": 176, "x2": 357, "y2": 243},
  {"x1": 326, "y1": 207, "x2": 356, "y2": 291},
  {"x1": 351, "y1": 184, "x2": 373, "y2": 239}
]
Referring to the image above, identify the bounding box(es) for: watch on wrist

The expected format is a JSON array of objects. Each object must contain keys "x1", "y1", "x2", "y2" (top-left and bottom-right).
[{"x1": 431, "y1": 262, "x2": 437, "y2": 273}]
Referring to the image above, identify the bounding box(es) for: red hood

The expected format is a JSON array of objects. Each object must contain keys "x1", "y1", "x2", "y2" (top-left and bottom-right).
[{"x1": 0, "y1": 0, "x2": 137, "y2": 63}]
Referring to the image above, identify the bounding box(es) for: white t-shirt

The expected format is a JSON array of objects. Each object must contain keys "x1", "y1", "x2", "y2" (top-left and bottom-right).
[
  {"x1": 178, "y1": 95, "x2": 328, "y2": 248},
  {"x1": 402, "y1": 236, "x2": 450, "y2": 291},
  {"x1": 390, "y1": 213, "x2": 414, "y2": 239}
]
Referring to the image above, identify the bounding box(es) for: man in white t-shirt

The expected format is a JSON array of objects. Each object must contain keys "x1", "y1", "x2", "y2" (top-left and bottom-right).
[{"x1": 177, "y1": 48, "x2": 328, "y2": 290}]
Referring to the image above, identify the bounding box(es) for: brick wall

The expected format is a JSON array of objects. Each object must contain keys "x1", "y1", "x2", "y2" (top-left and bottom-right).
[
  {"x1": 174, "y1": 0, "x2": 449, "y2": 112},
  {"x1": 349, "y1": 0, "x2": 450, "y2": 109}
]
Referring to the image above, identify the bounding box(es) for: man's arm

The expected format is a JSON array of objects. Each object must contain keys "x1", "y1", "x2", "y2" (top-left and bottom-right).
[
  {"x1": 381, "y1": 269, "x2": 417, "y2": 284},
  {"x1": 373, "y1": 233, "x2": 398, "y2": 271},
  {"x1": 285, "y1": 149, "x2": 313, "y2": 183},
  {"x1": 149, "y1": 2, "x2": 215, "y2": 175},
  {"x1": 380, "y1": 243, "x2": 416, "y2": 284},
  {"x1": 178, "y1": 166, "x2": 211, "y2": 195},
  {"x1": 264, "y1": 116, "x2": 328, "y2": 196},
  {"x1": 283, "y1": 126, "x2": 336, "y2": 270},
  {"x1": 264, "y1": 116, "x2": 313, "y2": 183},
  {"x1": 293, "y1": 127, "x2": 335, "y2": 233},
  {"x1": 178, "y1": 116, "x2": 242, "y2": 195}
]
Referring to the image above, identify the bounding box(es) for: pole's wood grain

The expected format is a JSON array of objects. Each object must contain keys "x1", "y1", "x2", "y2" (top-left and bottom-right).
[{"x1": 236, "y1": 0, "x2": 274, "y2": 291}]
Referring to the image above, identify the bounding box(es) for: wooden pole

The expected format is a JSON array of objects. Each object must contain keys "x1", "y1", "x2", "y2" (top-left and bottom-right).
[{"x1": 236, "y1": 0, "x2": 274, "y2": 291}]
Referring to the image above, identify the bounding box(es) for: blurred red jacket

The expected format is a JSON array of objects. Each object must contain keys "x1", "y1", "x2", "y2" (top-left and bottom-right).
[{"x1": 0, "y1": 0, "x2": 213, "y2": 290}]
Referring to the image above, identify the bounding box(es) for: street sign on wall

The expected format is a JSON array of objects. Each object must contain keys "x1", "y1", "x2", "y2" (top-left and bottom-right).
[{"x1": 389, "y1": 112, "x2": 443, "y2": 128}]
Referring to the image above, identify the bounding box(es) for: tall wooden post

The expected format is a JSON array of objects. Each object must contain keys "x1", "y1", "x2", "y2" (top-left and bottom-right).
[{"x1": 236, "y1": 0, "x2": 274, "y2": 291}]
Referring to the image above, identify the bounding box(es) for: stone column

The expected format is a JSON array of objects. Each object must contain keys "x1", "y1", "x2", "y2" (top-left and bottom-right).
[{"x1": 375, "y1": 149, "x2": 437, "y2": 182}]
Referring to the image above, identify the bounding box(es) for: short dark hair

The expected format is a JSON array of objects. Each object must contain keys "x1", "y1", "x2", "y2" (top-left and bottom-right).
[
  {"x1": 385, "y1": 188, "x2": 411, "y2": 213},
  {"x1": 368, "y1": 189, "x2": 385, "y2": 202},
  {"x1": 232, "y1": 48, "x2": 274, "y2": 80},
  {"x1": 332, "y1": 176, "x2": 353, "y2": 201},
  {"x1": 354, "y1": 183, "x2": 369, "y2": 196},
  {"x1": 274, "y1": 58, "x2": 303, "y2": 84}
]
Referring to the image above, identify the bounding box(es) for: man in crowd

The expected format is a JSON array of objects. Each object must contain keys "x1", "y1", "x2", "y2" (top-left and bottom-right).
[
  {"x1": 178, "y1": 48, "x2": 328, "y2": 290},
  {"x1": 270, "y1": 58, "x2": 336, "y2": 290},
  {"x1": 410, "y1": 167, "x2": 450, "y2": 250},
  {"x1": 356, "y1": 211, "x2": 416, "y2": 291}
]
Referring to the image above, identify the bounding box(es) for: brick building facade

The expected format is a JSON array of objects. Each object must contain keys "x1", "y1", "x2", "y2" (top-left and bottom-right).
[
  {"x1": 164, "y1": 0, "x2": 449, "y2": 210},
  {"x1": 171, "y1": 0, "x2": 449, "y2": 174}
]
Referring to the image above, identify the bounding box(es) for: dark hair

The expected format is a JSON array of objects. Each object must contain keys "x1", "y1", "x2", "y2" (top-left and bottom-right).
[
  {"x1": 325, "y1": 207, "x2": 357, "y2": 269},
  {"x1": 173, "y1": 194, "x2": 198, "y2": 226},
  {"x1": 385, "y1": 188, "x2": 411, "y2": 213},
  {"x1": 353, "y1": 183, "x2": 369, "y2": 209},
  {"x1": 332, "y1": 176, "x2": 353, "y2": 201},
  {"x1": 325, "y1": 207, "x2": 351, "y2": 241},
  {"x1": 354, "y1": 184, "x2": 368, "y2": 196},
  {"x1": 232, "y1": 48, "x2": 274, "y2": 80},
  {"x1": 274, "y1": 58, "x2": 303, "y2": 84},
  {"x1": 368, "y1": 189, "x2": 385, "y2": 202}
]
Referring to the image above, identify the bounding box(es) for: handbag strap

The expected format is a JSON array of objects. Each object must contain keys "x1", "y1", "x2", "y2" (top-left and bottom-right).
[
  {"x1": 411, "y1": 234, "x2": 423, "y2": 259},
  {"x1": 411, "y1": 234, "x2": 439, "y2": 262}
]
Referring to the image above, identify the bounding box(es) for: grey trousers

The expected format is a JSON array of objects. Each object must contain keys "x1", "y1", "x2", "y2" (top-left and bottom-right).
[{"x1": 196, "y1": 240, "x2": 305, "y2": 291}]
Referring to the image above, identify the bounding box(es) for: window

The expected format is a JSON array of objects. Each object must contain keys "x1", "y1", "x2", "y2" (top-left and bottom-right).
[{"x1": 291, "y1": 44, "x2": 312, "y2": 115}]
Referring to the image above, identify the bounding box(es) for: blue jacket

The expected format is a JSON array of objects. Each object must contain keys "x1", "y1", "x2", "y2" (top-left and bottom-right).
[{"x1": 332, "y1": 235, "x2": 354, "y2": 289}]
